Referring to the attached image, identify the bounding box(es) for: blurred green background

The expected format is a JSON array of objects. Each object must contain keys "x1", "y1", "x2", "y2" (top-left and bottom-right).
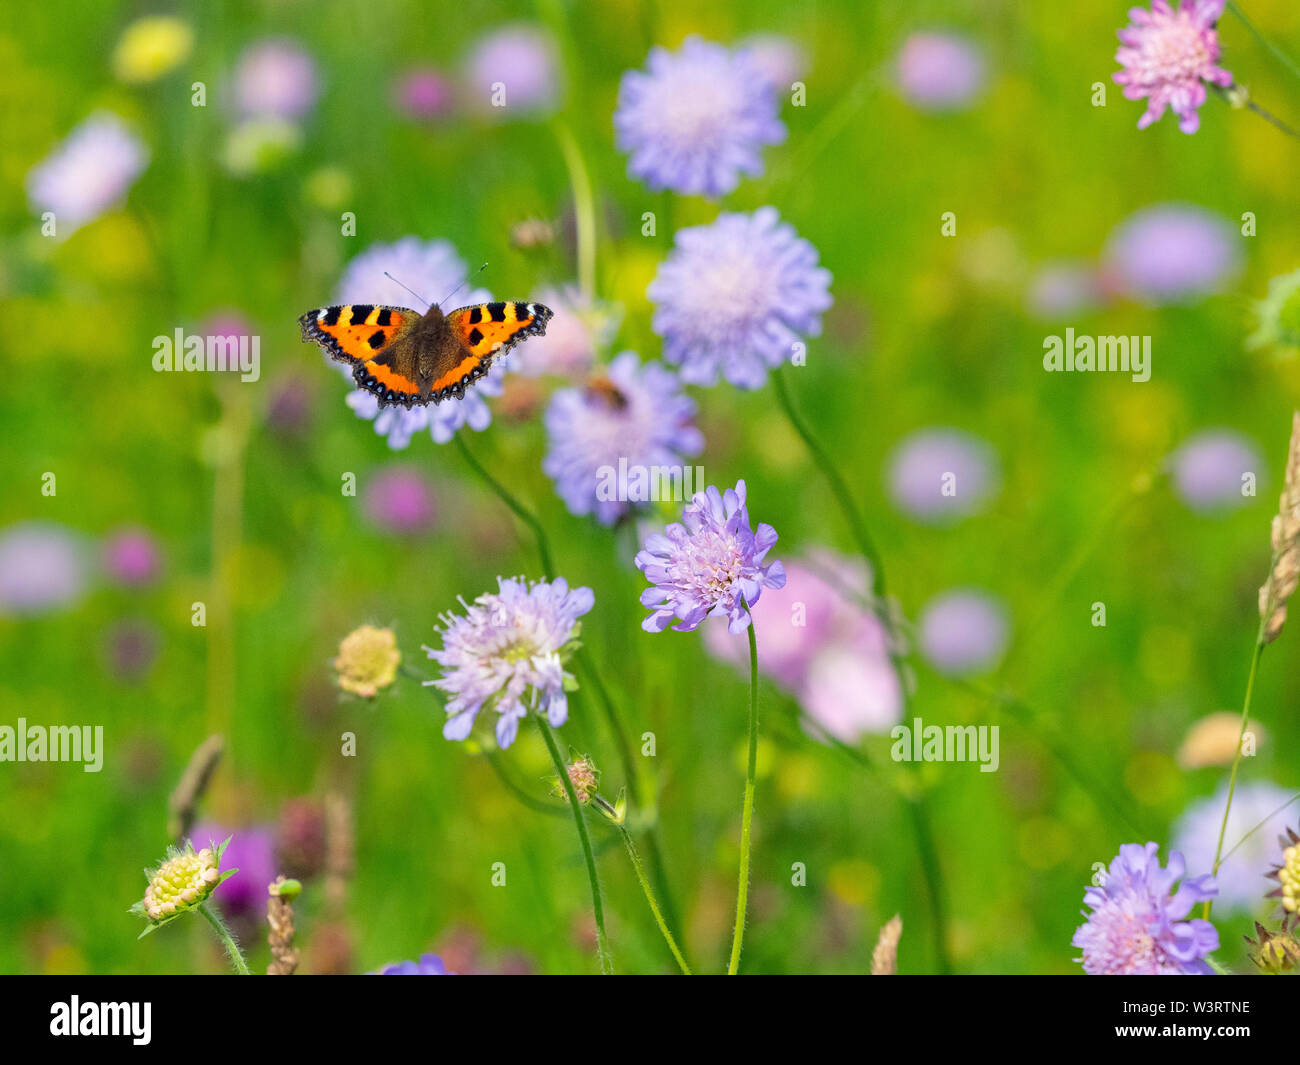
[{"x1": 1, "y1": 0, "x2": 1298, "y2": 975}]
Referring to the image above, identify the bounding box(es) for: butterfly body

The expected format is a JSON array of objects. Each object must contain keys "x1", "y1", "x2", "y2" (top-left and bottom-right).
[{"x1": 299, "y1": 299, "x2": 553, "y2": 408}]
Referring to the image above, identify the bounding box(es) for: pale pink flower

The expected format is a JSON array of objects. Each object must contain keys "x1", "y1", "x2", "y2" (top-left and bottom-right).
[{"x1": 1114, "y1": 1, "x2": 1232, "y2": 134}]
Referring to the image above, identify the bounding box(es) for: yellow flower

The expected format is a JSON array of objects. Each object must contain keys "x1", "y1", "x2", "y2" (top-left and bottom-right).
[
  {"x1": 333, "y1": 625, "x2": 401, "y2": 697},
  {"x1": 141, "y1": 844, "x2": 221, "y2": 921},
  {"x1": 112, "y1": 17, "x2": 194, "y2": 84}
]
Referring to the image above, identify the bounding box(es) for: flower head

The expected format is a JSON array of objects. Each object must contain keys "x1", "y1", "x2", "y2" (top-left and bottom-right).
[
  {"x1": 27, "y1": 113, "x2": 148, "y2": 237},
  {"x1": 1104, "y1": 204, "x2": 1240, "y2": 305},
  {"x1": 362, "y1": 465, "x2": 438, "y2": 535},
  {"x1": 917, "y1": 589, "x2": 1009, "y2": 676},
  {"x1": 234, "y1": 38, "x2": 320, "y2": 120},
  {"x1": 101, "y1": 526, "x2": 162, "y2": 586},
  {"x1": 378, "y1": 952, "x2": 453, "y2": 975},
  {"x1": 333, "y1": 625, "x2": 401, "y2": 698},
  {"x1": 1169, "y1": 429, "x2": 1261, "y2": 511},
  {"x1": 895, "y1": 32, "x2": 987, "y2": 111},
  {"x1": 1269, "y1": 828, "x2": 1300, "y2": 914},
  {"x1": 615, "y1": 37, "x2": 785, "y2": 197},
  {"x1": 1172, "y1": 781, "x2": 1294, "y2": 911},
  {"x1": 636, "y1": 479, "x2": 785, "y2": 634},
  {"x1": 463, "y1": 25, "x2": 560, "y2": 115},
  {"x1": 112, "y1": 16, "x2": 193, "y2": 83},
  {"x1": 393, "y1": 67, "x2": 455, "y2": 121},
  {"x1": 543, "y1": 352, "x2": 703, "y2": 526},
  {"x1": 0, "y1": 522, "x2": 89, "y2": 616},
  {"x1": 426, "y1": 577, "x2": 594, "y2": 748},
  {"x1": 133, "y1": 839, "x2": 235, "y2": 931},
  {"x1": 1072, "y1": 842, "x2": 1218, "y2": 974},
  {"x1": 887, "y1": 428, "x2": 999, "y2": 523},
  {"x1": 649, "y1": 207, "x2": 831, "y2": 389},
  {"x1": 553, "y1": 755, "x2": 600, "y2": 805},
  {"x1": 1114, "y1": 0, "x2": 1231, "y2": 134}
]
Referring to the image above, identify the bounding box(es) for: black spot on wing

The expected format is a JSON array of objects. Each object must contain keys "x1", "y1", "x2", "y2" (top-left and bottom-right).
[
  {"x1": 468, "y1": 307, "x2": 482, "y2": 325},
  {"x1": 349, "y1": 305, "x2": 374, "y2": 325},
  {"x1": 487, "y1": 302, "x2": 507, "y2": 322},
  {"x1": 375, "y1": 308, "x2": 392, "y2": 326},
  {"x1": 467, "y1": 327, "x2": 484, "y2": 347},
  {"x1": 513, "y1": 302, "x2": 530, "y2": 321},
  {"x1": 322, "y1": 307, "x2": 341, "y2": 326},
  {"x1": 367, "y1": 330, "x2": 387, "y2": 349}
]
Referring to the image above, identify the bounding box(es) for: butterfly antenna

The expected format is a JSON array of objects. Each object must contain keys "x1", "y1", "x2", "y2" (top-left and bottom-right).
[
  {"x1": 436, "y1": 262, "x2": 488, "y2": 309},
  {"x1": 383, "y1": 271, "x2": 431, "y2": 309}
]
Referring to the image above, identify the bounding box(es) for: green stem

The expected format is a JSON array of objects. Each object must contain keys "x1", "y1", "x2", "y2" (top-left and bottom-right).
[
  {"x1": 552, "y1": 119, "x2": 597, "y2": 302},
  {"x1": 1204, "y1": 631, "x2": 1266, "y2": 920},
  {"x1": 728, "y1": 615, "x2": 761, "y2": 975},
  {"x1": 772, "y1": 367, "x2": 885, "y2": 599},
  {"x1": 537, "y1": 715, "x2": 612, "y2": 973},
  {"x1": 199, "y1": 901, "x2": 250, "y2": 975},
  {"x1": 454, "y1": 433, "x2": 555, "y2": 578},
  {"x1": 617, "y1": 823, "x2": 691, "y2": 974},
  {"x1": 1226, "y1": 1, "x2": 1300, "y2": 84}
]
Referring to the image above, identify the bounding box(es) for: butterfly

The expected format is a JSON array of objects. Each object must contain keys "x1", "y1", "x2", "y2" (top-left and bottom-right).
[{"x1": 299, "y1": 299, "x2": 553, "y2": 408}]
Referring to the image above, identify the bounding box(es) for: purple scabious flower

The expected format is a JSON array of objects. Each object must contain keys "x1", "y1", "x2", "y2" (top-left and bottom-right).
[
  {"x1": 614, "y1": 37, "x2": 785, "y2": 198},
  {"x1": 425, "y1": 577, "x2": 594, "y2": 749},
  {"x1": 1169, "y1": 429, "x2": 1261, "y2": 510},
  {"x1": 0, "y1": 523, "x2": 89, "y2": 616},
  {"x1": 27, "y1": 112, "x2": 148, "y2": 237},
  {"x1": 234, "y1": 38, "x2": 320, "y2": 120},
  {"x1": 542, "y1": 352, "x2": 703, "y2": 526},
  {"x1": 887, "y1": 428, "x2": 999, "y2": 523},
  {"x1": 511, "y1": 284, "x2": 621, "y2": 378},
  {"x1": 635, "y1": 479, "x2": 785, "y2": 634},
  {"x1": 648, "y1": 207, "x2": 831, "y2": 389},
  {"x1": 1114, "y1": 1, "x2": 1231, "y2": 134},
  {"x1": 1173, "y1": 781, "x2": 1295, "y2": 912},
  {"x1": 739, "y1": 34, "x2": 808, "y2": 93},
  {"x1": 378, "y1": 953, "x2": 452, "y2": 975},
  {"x1": 895, "y1": 32, "x2": 987, "y2": 112},
  {"x1": 463, "y1": 24, "x2": 560, "y2": 115},
  {"x1": 362, "y1": 465, "x2": 438, "y2": 535},
  {"x1": 334, "y1": 238, "x2": 498, "y2": 447},
  {"x1": 917, "y1": 589, "x2": 1009, "y2": 676},
  {"x1": 101, "y1": 527, "x2": 162, "y2": 587},
  {"x1": 1072, "y1": 842, "x2": 1219, "y2": 974},
  {"x1": 1103, "y1": 204, "x2": 1241, "y2": 305}
]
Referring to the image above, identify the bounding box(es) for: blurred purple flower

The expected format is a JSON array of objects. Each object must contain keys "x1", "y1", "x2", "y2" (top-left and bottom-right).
[
  {"x1": 101, "y1": 527, "x2": 162, "y2": 587},
  {"x1": 190, "y1": 823, "x2": 277, "y2": 920},
  {"x1": 1174, "y1": 781, "x2": 1294, "y2": 912},
  {"x1": 427, "y1": 577, "x2": 594, "y2": 748},
  {"x1": 1072, "y1": 842, "x2": 1218, "y2": 974},
  {"x1": 615, "y1": 37, "x2": 785, "y2": 197},
  {"x1": 800, "y1": 639, "x2": 903, "y2": 743},
  {"x1": 739, "y1": 34, "x2": 808, "y2": 93},
  {"x1": 1025, "y1": 261, "x2": 1106, "y2": 320},
  {"x1": 0, "y1": 523, "x2": 89, "y2": 616},
  {"x1": 636, "y1": 480, "x2": 785, "y2": 634},
  {"x1": 362, "y1": 465, "x2": 438, "y2": 535},
  {"x1": 511, "y1": 284, "x2": 620, "y2": 378},
  {"x1": 1170, "y1": 429, "x2": 1261, "y2": 510},
  {"x1": 27, "y1": 112, "x2": 148, "y2": 237},
  {"x1": 265, "y1": 375, "x2": 314, "y2": 439},
  {"x1": 649, "y1": 207, "x2": 831, "y2": 389},
  {"x1": 277, "y1": 797, "x2": 327, "y2": 880},
  {"x1": 543, "y1": 352, "x2": 703, "y2": 526},
  {"x1": 234, "y1": 39, "x2": 320, "y2": 120},
  {"x1": 887, "y1": 428, "x2": 998, "y2": 522},
  {"x1": 1104, "y1": 204, "x2": 1241, "y2": 305},
  {"x1": 1114, "y1": 0, "x2": 1231, "y2": 134},
  {"x1": 917, "y1": 589, "x2": 1009, "y2": 676},
  {"x1": 393, "y1": 67, "x2": 455, "y2": 121},
  {"x1": 463, "y1": 25, "x2": 559, "y2": 115},
  {"x1": 895, "y1": 32, "x2": 986, "y2": 111},
  {"x1": 346, "y1": 366, "x2": 503, "y2": 448},
  {"x1": 378, "y1": 953, "x2": 452, "y2": 975}
]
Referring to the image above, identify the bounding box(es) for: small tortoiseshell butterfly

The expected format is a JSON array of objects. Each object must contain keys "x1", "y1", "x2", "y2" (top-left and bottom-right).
[{"x1": 299, "y1": 299, "x2": 553, "y2": 408}]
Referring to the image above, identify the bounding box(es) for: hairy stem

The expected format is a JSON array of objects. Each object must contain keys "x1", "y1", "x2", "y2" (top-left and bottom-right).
[
  {"x1": 728, "y1": 616, "x2": 761, "y2": 975},
  {"x1": 618, "y1": 823, "x2": 691, "y2": 974},
  {"x1": 537, "y1": 716, "x2": 613, "y2": 973},
  {"x1": 199, "y1": 901, "x2": 250, "y2": 975}
]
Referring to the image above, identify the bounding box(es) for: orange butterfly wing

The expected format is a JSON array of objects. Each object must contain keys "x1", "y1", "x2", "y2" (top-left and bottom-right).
[
  {"x1": 444, "y1": 301, "x2": 554, "y2": 377},
  {"x1": 299, "y1": 304, "x2": 419, "y2": 366}
]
